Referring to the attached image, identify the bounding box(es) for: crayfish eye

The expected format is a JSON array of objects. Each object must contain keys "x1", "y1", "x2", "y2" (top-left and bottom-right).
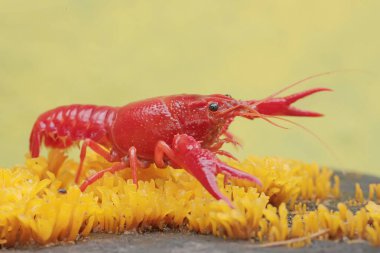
[{"x1": 208, "y1": 103, "x2": 219, "y2": 112}]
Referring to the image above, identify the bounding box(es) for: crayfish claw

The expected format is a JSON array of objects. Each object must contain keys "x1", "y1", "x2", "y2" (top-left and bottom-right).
[
  {"x1": 217, "y1": 163, "x2": 262, "y2": 187},
  {"x1": 254, "y1": 87, "x2": 331, "y2": 117},
  {"x1": 280, "y1": 106, "x2": 324, "y2": 117},
  {"x1": 194, "y1": 168, "x2": 234, "y2": 208},
  {"x1": 168, "y1": 134, "x2": 262, "y2": 208},
  {"x1": 284, "y1": 88, "x2": 332, "y2": 105}
]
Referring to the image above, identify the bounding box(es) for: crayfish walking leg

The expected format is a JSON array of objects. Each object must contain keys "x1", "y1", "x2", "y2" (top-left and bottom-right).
[
  {"x1": 79, "y1": 162, "x2": 127, "y2": 191},
  {"x1": 79, "y1": 146, "x2": 143, "y2": 191},
  {"x1": 76, "y1": 139, "x2": 119, "y2": 183}
]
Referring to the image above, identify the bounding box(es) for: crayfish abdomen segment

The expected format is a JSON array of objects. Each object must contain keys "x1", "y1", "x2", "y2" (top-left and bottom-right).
[{"x1": 29, "y1": 105, "x2": 117, "y2": 157}]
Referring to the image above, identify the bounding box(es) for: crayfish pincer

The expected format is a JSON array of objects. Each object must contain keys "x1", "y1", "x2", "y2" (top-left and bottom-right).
[{"x1": 29, "y1": 83, "x2": 330, "y2": 207}]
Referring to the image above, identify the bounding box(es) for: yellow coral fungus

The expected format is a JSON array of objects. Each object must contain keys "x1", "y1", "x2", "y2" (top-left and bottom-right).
[
  {"x1": 355, "y1": 183, "x2": 365, "y2": 203},
  {"x1": 369, "y1": 184, "x2": 380, "y2": 202},
  {"x1": 0, "y1": 150, "x2": 380, "y2": 248}
]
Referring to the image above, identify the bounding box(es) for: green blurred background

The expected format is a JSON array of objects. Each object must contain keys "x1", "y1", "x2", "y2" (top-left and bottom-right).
[{"x1": 0, "y1": 1, "x2": 379, "y2": 175}]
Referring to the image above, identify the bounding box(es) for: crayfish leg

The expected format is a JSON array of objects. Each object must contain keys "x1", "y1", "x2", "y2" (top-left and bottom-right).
[
  {"x1": 154, "y1": 140, "x2": 178, "y2": 168},
  {"x1": 79, "y1": 145, "x2": 146, "y2": 191},
  {"x1": 223, "y1": 131, "x2": 242, "y2": 148},
  {"x1": 79, "y1": 162, "x2": 127, "y2": 191},
  {"x1": 215, "y1": 150, "x2": 239, "y2": 161},
  {"x1": 76, "y1": 139, "x2": 117, "y2": 184},
  {"x1": 128, "y1": 147, "x2": 139, "y2": 185}
]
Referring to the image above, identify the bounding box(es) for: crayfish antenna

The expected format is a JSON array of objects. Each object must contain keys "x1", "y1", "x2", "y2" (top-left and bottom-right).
[{"x1": 265, "y1": 115, "x2": 342, "y2": 165}]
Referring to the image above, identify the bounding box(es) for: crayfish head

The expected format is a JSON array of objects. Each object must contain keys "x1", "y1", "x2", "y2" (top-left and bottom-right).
[
  {"x1": 165, "y1": 94, "x2": 261, "y2": 148},
  {"x1": 196, "y1": 94, "x2": 262, "y2": 122}
]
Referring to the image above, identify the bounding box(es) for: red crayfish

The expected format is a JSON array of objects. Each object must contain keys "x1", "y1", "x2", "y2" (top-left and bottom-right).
[{"x1": 29, "y1": 76, "x2": 331, "y2": 207}]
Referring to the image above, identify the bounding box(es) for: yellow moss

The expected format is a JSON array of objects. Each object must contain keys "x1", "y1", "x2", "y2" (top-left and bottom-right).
[{"x1": 0, "y1": 150, "x2": 379, "y2": 247}]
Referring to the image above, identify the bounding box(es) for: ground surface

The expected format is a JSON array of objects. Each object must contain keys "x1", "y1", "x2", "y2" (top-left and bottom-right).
[{"x1": 3, "y1": 170, "x2": 380, "y2": 253}]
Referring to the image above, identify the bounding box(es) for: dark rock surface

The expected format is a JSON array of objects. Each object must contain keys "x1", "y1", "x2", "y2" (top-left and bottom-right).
[
  {"x1": 3, "y1": 171, "x2": 380, "y2": 253},
  {"x1": 5, "y1": 232, "x2": 378, "y2": 253}
]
